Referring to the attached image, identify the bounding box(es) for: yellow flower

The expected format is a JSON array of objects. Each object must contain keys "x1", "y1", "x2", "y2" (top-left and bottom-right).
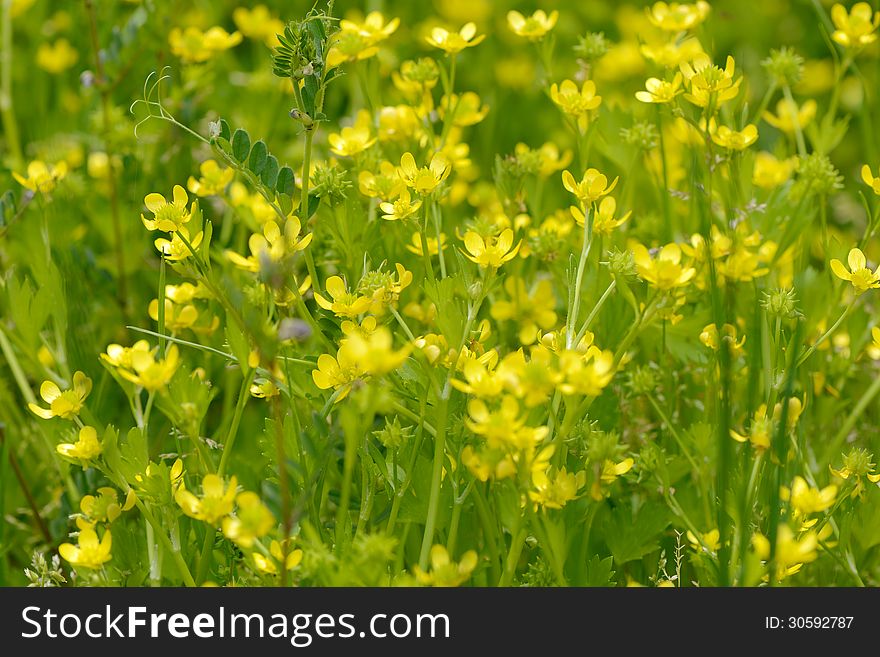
[
  {"x1": 507, "y1": 9, "x2": 558, "y2": 40},
  {"x1": 187, "y1": 160, "x2": 234, "y2": 196},
  {"x1": 680, "y1": 55, "x2": 741, "y2": 109},
  {"x1": 222, "y1": 492, "x2": 275, "y2": 548},
  {"x1": 557, "y1": 348, "x2": 615, "y2": 397},
  {"x1": 699, "y1": 323, "x2": 745, "y2": 356},
  {"x1": 731, "y1": 405, "x2": 773, "y2": 450},
  {"x1": 380, "y1": 188, "x2": 422, "y2": 221},
  {"x1": 399, "y1": 152, "x2": 451, "y2": 195},
  {"x1": 754, "y1": 525, "x2": 818, "y2": 581},
  {"x1": 635, "y1": 74, "x2": 683, "y2": 103},
  {"x1": 549, "y1": 80, "x2": 602, "y2": 132},
  {"x1": 36, "y1": 39, "x2": 78, "y2": 74},
  {"x1": 831, "y1": 2, "x2": 880, "y2": 49},
  {"x1": 358, "y1": 161, "x2": 406, "y2": 200},
  {"x1": 687, "y1": 528, "x2": 721, "y2": 553},
  {"x1": 425, "y1": 22, "x2": 485, "y2": 54},
  {"x1": 326, "y1": 13, "x2": 399, "y2": 68},
  {"x1": 169, "y1": 26, "x2": 242, "y2": 63},
  {"x1": 490, "y1": 277, "x2": 557, "y2": 345},
  {"x1": 148, "y1": 295, "x2": 198, "y2": 333},
  {"x1": 315, "y1": 276, "x2": 372, "y2": 318},
  {"x1": 590, "y1": 457, "x2": 634, "y2": 500},
  {"x1": 462, "y1": 229, "x2": 521, "y2": 268},
  {"x1": 29, "y1": 371, "x2": 92, "y2": 420},
  {"x1": 646, "y1": 1, "x2": 711, "y2": 32},
  {"x1": 328, "y1": 112, "x2": 377, "y2": 157},
  {"x1": 450, "y1": 358, "x2": 504, "y2": 397},
  {"x1": 561, "y1": 168, "x2": 618, "y2": 206},
  {"x1": 787, "y1": 476, "x2": 837, "y2": 516},
  {"x1": 641, "y1": 36, "x2": 704, "y2": 69},
  {"x1": 12, "y1": 160, "x2": 68, "y2": 193},
  {"x1": 312, "y1": 342, "x2": 366, "y2": 400},
  {"x1": 406, "y1": 231, "x2": 447, "y2": 256},
  {"x1": 413, "y1": 545, "x2": 477, "y2": 587},
  {"x1": 56, "y1": 425, "x2": 102, "y2": 463},
  {"x1": 154, "y1": 226, "x2": 204, "y2": 262},
  {"x1": 254, "y1": 540, "x2": 303, "y2": 574},
  {"x1": 711, "y1": 124, "x2": 758, "y2": 150},
  {"x1": 118, "y1": 344, "x2": 181, "y2": 391},
  {"x1": 632, "y1": 243, "x2": 696, "y2": 289},
  {"x1": 59, "y1": 527, "x2": 112, "y2": 570},
  {"x1": 440, "y1": 92, "x2": 490, "y2": 127},
  {"x1": 753, "y1": 152, "x2": 798, "y2": 189},
  {"x1": 226, "y1": 217, "x2": 312, "y2": 272},
  {"x1": 233, "y1": 5, "x2": 285, "y2": 48},
  {"x1": 571, "y1": 196, "x2": 631, "y2": 235},
  {"x1": 762, "y1": 99, "x2": 817, "y2": 134},
  {"x1": 530, "y1": 466, "x2": 586, "y2": 509},
  {"x1": 141, "y1": 185, "x2": 192, "y2": 232},
  {"x1": 830, "y1": 448, "x2": 880, "y2": 499},
  {"x1": 176, "y1": 474, "x2": 238, "y2": 525},
  {"x1": 465, "y1": 396, "x2": 548, "y2": 451},
  {"x1": 830, "y1": 247, "x2": 880, "y2": 295},
  {"x1": 101, "y1": 340, "x2": 152, "y2": 370},
  {"x1": 861, "y1": 164, "x2": 880, "y2": 195},
  {"x1": 311, "y1": 328, "x2": 409, "y2": 400},
  {"x1": 79, "y1": 487, "x2": 134, "y2": 526}
]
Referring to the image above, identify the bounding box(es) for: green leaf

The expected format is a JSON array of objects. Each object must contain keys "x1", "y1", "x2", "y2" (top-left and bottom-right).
[
  {"x1": 218, "y1": 119, "x2": 231, "y2": 141},
  {"x1": 307, "y1": 191, "x2": 320, "y2": 219},
  {"x1": 276, "y1": 166, "x2": 296, "y2": 196},
  {"x1": 261, "y1": 155, "x2": 279, "y2": 189},
  {"x1": 232, "y1": 128, "x2": 251, "y2": 162},
  {"x1": 602, "y1": 501, "x2": 670, "y2": 565},
  {"x1": 248, "y1": 140, "x2": 268, "y2": 175},
  {"x1": 225, "y1": 312, "x2": 250, "y2": 374},
  {"x1": 583, "y1": 555, "x2": 616, "y2": 586}
]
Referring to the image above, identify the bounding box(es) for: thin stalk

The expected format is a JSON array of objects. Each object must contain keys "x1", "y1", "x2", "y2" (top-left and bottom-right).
[
  {"x1": 567, "y1": 205, "x2": 593, "y2": 348},
  {"x1": 217, "y1": 368, "x2": 256, "y2": 476},
  {"x1": 0, "y1": 0, "x2": 22, "y2": 167}
]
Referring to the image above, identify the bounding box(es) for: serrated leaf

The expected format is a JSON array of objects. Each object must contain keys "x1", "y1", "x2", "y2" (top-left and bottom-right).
[
  {"x1": 583, "y1": 555, "x2": 616, "y2": 586},
  {"x1": 248, "y1": 140, "x2": 268, "y2": 175},
  {"x1": 602, "y1": 501, "x2": 670, "y2": 565},
  {"x1": 232, "y1": 128, "x2": 251, "y2": 162}
]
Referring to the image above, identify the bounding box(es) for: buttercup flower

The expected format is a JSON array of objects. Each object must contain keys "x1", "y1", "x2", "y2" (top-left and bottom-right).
[
  {"x1": 831, "y1": 2, "x2": 879, "y2": 49},
  {"x1": 59, "y1": 528, "x2": 112, "y2": 570},
  {"x1": 830, "y1": 248, "x2": 880, "y2": 295},
  {"x1": 426, "y1": 23, "x2": 485, "y2": 54},
  {"x1": 222, "y1": 492, "x2": 275, "y2": 548},
  {"x1": 711, "y1": 124, "x2": 758, "y2": 150},
  {"x1": 632, "y1": 243, "x2": 696, "y2": 289},
  {"x1": 141, "y1": 185, "x2": 192, "y2": 232},
  {"x1": 550, "y1": 80, "x2": 602, "y2": 131},
  {"x1": 29, "y1": 371, "x2": 92, "y2": 420},
  {"x1": 680, "y1": 55, "x2": 741, "y2": 108},
  {"x1": 635, "y1": 74, "x2": 683, "y2": 103},
  {"x1": 12, "y1": 160, "x2": 68, "y2": 193},
  {"x1": 646, "y1": 1, "x2": 711, "y2": 32},
  {"x1": 36, "y1": 39, "x2": 78, "y2": 74},
  {"x1": 380, "y1": 188, "x2": 422, "y2": 221},
  {"x1": 507, "y1": 10, "x2": 559, "y2": 40},
  {"x1": 861, "y1": 164, "x2": 880, "y2": 195},
  {"x1": 413, "y1": 545, "x2": 477, "y2": 586},
  {"x1": 187, "y1": 160, "x2": 234, "y2": 196},
  {"x1": 562, "y1": 168, "x2": 618, "y2": 206},
  {"x1": 462, "y1": 229, "x2": 521, "y2": 268},
  {"x1": 117, "y1": 344, "x2": 181, "y2": 391},
  {"x1": 399, "y1": 152, "x2": 451, "y2": 195},
  {"x1": 571, "y1": 196, "x2": 631, "y2": 235},
  {"x1": 169, "y1": 26, "x2": 242, "y2": 63},
  {"x1": 762, "y1": 99, "x2": 817, "y2": 134},
  {"x1": 315, "y1": 276, "x2": 372, "y2": 318},
  {"x1": 176, "y1": 474, "x2": 238, "y2": 525},
  {"x1": 56, "y1": 426, "x2": 102, "y2": 462}
]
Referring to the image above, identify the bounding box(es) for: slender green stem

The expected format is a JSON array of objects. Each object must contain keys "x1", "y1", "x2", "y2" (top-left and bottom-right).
[
  {"x1": 646, "y1": 393, "x2": 700, "y2": 473},
  {"x1": 567, "y1": 205, "x2": 593, "y2": 348},
  {"x1": 574, "y1": 279, "x2": 615, "y2": 345},
  {"x1": 823, "y1": 371, "x2": 880, "y2": 463},
  {"x1": 0, "y1": 0, "x2": 22, "y2": 168},
  {"x1": 217, "y1": 368, "x2": 256, "y2": 476},
  {"x1": 133, "y1": 497, "x2": 196, "y2": 587},
  {"x1": 798, "y1": 304, "x2": 853, "y2": 366}
]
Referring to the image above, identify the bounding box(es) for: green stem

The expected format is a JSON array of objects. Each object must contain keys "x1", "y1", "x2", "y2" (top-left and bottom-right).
[
  {"x1": 0, "y1": 0, "x2": 22, "y2": 168},
  {"x1": 797, "y1": 303, "x2": 853, "y2": 366},
  {"x1": 217, "y1": 368, "x2": 256, "y2": 476},
  {"x1": 133, "y1": 498, "x2": 196, "y2": 587},
  {"x1": 823, "y1": 371, "x2": 880, "y2": 463},
  {"x1": 567, "y1": 205, "x2": 593, "y2": 348}
]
